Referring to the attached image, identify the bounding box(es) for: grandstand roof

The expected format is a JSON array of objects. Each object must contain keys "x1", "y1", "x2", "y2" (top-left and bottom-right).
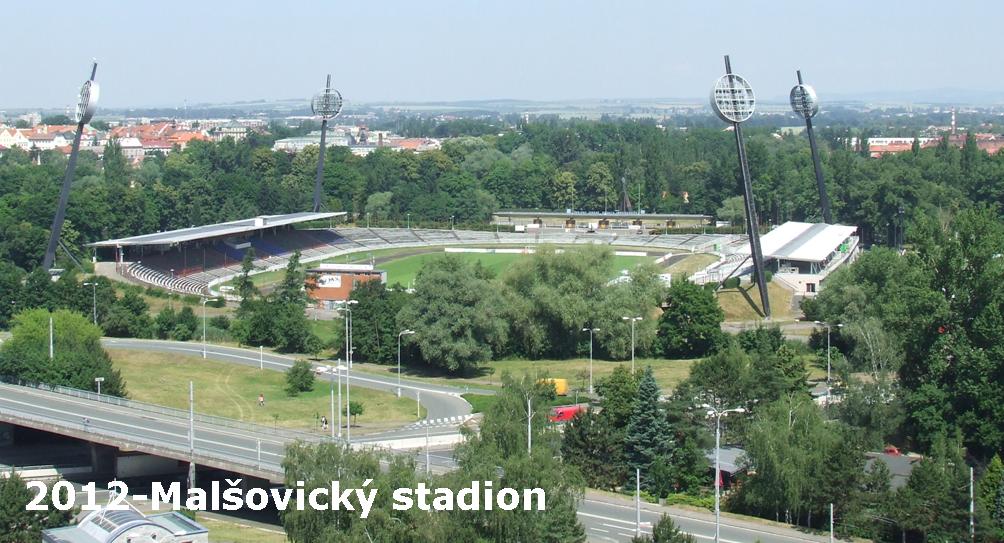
[
  {"x1": 494, "y1": 210, "x2": 712, "y2": 220},
  {"x1": 739, "y1": 221, "x2": 857, "y2": 263},
  {"x1": 89, "y1": 211, "x2": 345, "y2": 247}
]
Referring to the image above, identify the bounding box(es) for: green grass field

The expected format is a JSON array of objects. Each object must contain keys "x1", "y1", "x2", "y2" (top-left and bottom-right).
[
  {"x1": 198, "y1": 517, "x2": 287, "y2": 543},
  {"x1": 379, "y1": 251, "x2": 655, "y2": 287},
  {"x1": 109, "y1": 350, "x2": 424, "y2": 435},
  {"x1": 355, "y1": 357, "x2": 695, "y2": 393},
  {"x1": 717, "y1": 282, "x2": 795, "y2": 322},
  {"x1": 665, "y1": 253, "x2": 718, "y2": 278}
]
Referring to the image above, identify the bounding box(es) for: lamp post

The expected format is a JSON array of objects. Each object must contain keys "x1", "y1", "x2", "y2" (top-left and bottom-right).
[
  {"x1": 407, "y1": 213, "x2": 411, "y2": 229},
  {"x1": 702, "y1": 403, "x2": 746, "y2": 543},
  {"x1": 397, "y1": 329, "x2": 415, "y2": 397},
  {"x1": 200, "y1": 297, "x2": 216, "y2": 359},
  {"x1": 581, "y1": 327, "x2": 600, "y2": 394},
  {"x1": 622, "y1": 317, "x2": 641, "y2": 372},
  {"x1": 336, "y1": 300, "x2": 358, "y2": 443},
  {"x1": 450, "y1": 215, "x2": 455, "y2": 230},
  {"x1": 94, "y1": 377, "x2": 104, "y2": 396},
  {"x1": 83, "y1": 282, "x2": 97, "y2": 325},
  {"x1": 310, "y1": 74, "x2": 343, "y2": 212},
  {"x1": 814, "y1": 320, "x2": 843, "y2": 407},
  {"x1": 326, "y1": 365, "x2": 335, "y2": 439}
]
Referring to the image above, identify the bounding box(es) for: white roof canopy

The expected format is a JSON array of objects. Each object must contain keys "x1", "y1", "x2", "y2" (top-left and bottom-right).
[
  {"x1": 739, "y1": 221, "x2": 857, "y2": 263},
  {"x1": 89, "y1": 212, "x2": 344, "y2": 247}
]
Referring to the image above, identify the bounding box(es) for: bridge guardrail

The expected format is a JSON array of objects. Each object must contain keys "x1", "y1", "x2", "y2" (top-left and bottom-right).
[
  {"x1": 0, "y1": 376, "x2": 324, "y2": 443},
  {"x1": 0, "y1": 400, "x2": 284, "y2": 474}
]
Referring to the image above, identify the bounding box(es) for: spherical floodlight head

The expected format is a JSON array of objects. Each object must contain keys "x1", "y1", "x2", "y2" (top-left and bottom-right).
[
  {"x1": 311, "y1": 88, "x2": 343, "y2": 119},
  {"x1": 790, "y1": 83, "x2": 819, "y2": 119},
  {"x1": 710, "y1": 73, "x2": 755, "y2": 124},
  {"x1": 74, "y1": 80, "x2": 100, "y2": 124}
]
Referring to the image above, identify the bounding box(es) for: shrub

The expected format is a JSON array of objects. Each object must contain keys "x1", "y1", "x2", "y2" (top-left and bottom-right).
[
  {"x1": 209, "y1": 315, "x2": 230, "y2": 330},
  {"x1": 722, "y1": 277, "x2": 741, "y2": 289},
  {"x1": 285, "y1": 359, "x2": 315, "y2": 396},
  {"x1": 764, "y1": 270, "x2": 773, "y2": 283}
]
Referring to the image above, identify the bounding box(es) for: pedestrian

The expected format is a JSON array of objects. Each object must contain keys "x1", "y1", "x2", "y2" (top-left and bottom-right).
[
  {"x1": 258, "y1": 393, "x2": 265, "y2": 407},
  {"x1": 321, "y1": 415, "x2": 328, "y2": 431}
]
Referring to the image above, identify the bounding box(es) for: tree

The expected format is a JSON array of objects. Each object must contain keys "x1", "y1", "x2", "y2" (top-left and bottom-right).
[
  {"x1": 550, "y1": 170, "x2": 577, "y2": 209},
  {"x1": 657, "y1": 280, "x2": 724, "y2": 358},
  {"x1": 583, "y1": 162, "x2": 615, "y2": 211},
  {"x1": 594, "y1": 365, "x2": 639, "y2": 429},
  {"x1": 716, "y1": 196, "x2": 745, "y2": 226},
  {"x1": 561, "y1": 408, "x2": 626, "y2": 489},
  {"x1": 397, "y1": 256, "x2": 507, "y2": 374},
  {"x1": 0, "y1": 309, "x2": 125, "y2": 396},
  {"x1": 284, "y1": 359, "x2": 315, "y2": 396},
  {"x1": 0, "y1": 472, "x2": 75, "y2": 542},
  {"x1": 630, "y1": 514, "x2": 695, "y2": 543},
  {"x1": 234, "y1": 248, "x2": 258, "y2": 310},
  {"x1": 344, "y1": 400, "x2": 364, "y2": 424},
  {"x1": 891, "y1": 436, "x2": 971, "y2": 541},
  {"x1": 349, "y1": 281, "x2": 411, "y2": 363},
  {"x1": 625, "y1": 367, "x2": 673, "y2": 495},
  {"x1": 365, "y1": 191, "x2": 394, "y2": 220},
  {"x1": 453, "y1": 373, "x2": 586, "y2": 542}
]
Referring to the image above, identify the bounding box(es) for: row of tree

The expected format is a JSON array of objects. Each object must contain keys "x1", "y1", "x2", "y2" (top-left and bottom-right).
[{"x1": 5, "y1": 115, "x2": 1004, "y2": 273}]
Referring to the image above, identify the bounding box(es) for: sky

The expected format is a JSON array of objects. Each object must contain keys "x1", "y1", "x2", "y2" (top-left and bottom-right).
[{"x1": 2, "y1": 1, "x2": 998, "y2": 109}]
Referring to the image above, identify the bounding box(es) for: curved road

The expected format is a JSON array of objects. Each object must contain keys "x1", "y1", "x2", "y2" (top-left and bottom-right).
[{"x1": 100, "y1": 338, "x2": 485, "y2": 439}]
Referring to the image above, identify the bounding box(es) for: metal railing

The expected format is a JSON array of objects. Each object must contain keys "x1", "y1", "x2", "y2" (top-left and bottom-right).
[{"x1": 0, "y1": 376, "x2": 326, "y2": 443}]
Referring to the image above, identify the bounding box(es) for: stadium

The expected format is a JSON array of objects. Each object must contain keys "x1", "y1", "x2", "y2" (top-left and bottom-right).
[{"x1": 88, "y1": 212, "x2": 741, "y2": 298}]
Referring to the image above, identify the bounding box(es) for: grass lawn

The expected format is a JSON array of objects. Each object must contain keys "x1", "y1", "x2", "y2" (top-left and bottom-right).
[
  {"x1": 717, "y1": 282, "x2": 795, "y2": 322},
  {"x1": 379, "y1": 251, "x2": 654, "y2": 287},
  {"x1": 198, "y1": 516, "x2": 287, "y2": 543},
  {"x1": 664, "y1": 253, "x2": 718, "y2": 278},
  {"x1": 109, "y1": 350, "x2": 424, "y2": 435},
  {"x1": 356, "y1": 357, "x2": 695, "y2": 393}
]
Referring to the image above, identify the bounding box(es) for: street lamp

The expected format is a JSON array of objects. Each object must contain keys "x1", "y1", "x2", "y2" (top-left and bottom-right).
[
  {"x1": 94, "y1": 377, "x2": 104, "y2": 396},
  {"x1": 335, "y1": 300, "x2": 358, "y2": 443},
  {"x1": 200, "y1": 297, "x2": 218, "y2": 359},
  {"x1": 622, "y1": 316, "x2": 642, "y2": 372},
  {"x1": 702, "y1": 403, "x2": 746, "y2": 543},
  {"x1": 326, "y1": 364, "x2": 336, "y2": 439},
  {"x1": 83, "y1": 282, "x2": 98, "y2": 325},
  {"x1": 397, "y1": 329, "x2": 415, "y2": 397},
  {"x1": 814, "y1": 320, "x2": 844, "y2": 407},
  {"x1": 581, "y1": 327, "x2": 600, "y2": 394},
  {"x1": 407, "y1": 213, "x2": 411, "y2": 229},
  {"x1": 450, "y1": 215, "x2": 455, "y2": 230}
]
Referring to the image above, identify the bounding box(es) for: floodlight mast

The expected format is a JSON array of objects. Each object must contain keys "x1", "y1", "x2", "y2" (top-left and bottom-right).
[
  {"x1": 311, "y1": 74, "x2": 343, "y2": 212},
  {"x1": 712, "y1": 55, "x2": 771, "y2": 318},
  {"x1": 791, "y1": 70, "x2": 832, "y2": 224},
  {"x1": 43, "y1": 61, "x2": 99, "y2": 271}
]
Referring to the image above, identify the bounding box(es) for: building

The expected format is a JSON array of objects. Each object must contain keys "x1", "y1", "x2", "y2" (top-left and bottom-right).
[
  {"x1": 306, "y1": 263, "x2": 386, "y2": 308},
  {"x1": 492, "y1": 210, "x2": 712, "y2": 232},
  {"x1": 42, "y1": 503, "x2": 208, "y2": 543},
  {"x1": 737, "y1": 221, "x2": 859, "y2": 295},
  {"x1": 207, "y1": 119, "x2": 249, "y2": 142}
]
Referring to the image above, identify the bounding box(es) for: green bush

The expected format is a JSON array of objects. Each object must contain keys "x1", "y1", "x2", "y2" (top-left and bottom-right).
[
  {"x1": 285, "y1": 359, "x2": 315, "y2": 396},
  {"x1": 209, "y1": 315, "x2": 230, "y2": 330},
  {"x1": 722, "y1": 277, "x2": 741, "y2": 289},
  {"x1": 764, "y1": 270, "x2": 773, "y2": 283}
]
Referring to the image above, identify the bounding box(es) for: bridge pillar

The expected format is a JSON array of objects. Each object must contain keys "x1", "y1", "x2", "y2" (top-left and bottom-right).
[
  {"x1": 89, "y1": 444, "x2": 117, "y2": 476},
  {"x1": 0, "y1": 423, "x2": 12, "y2": 446}
]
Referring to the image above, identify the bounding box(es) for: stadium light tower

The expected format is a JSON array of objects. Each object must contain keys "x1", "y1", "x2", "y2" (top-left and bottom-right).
[
  {"x1": 790, "y1": 71, "x2": 832, "y2": 224},
  {"x1": 310, "y1": 74, "x2": 343, "y2": 212},
  {"x1": 710, "y1": 55, "x2": 770, "y2": 318},
  {"x1": 43, "y1": 61, "x2": 99, "y2": 271}
]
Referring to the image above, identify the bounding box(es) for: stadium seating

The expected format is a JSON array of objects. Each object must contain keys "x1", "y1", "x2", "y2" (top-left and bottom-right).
[{"x1": 118, "y1": 225, "x2": 742, "y2": 296}]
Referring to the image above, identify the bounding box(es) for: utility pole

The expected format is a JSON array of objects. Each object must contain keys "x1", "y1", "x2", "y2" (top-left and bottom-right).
[
  {"x1": 582, "y1": 327, "x2": 599, "y2": 394},
  {"x1": 622, "y1": 317, "x2": 641, "y2": 372},
  {"x1": 636, "y1": 468, "x2": 642, "y2": 539},
  {"x1": 188, "y1": 380, "x2": 195, "y2": 490},
  {"x1": 702, "y1": 403, "x2": 746, "y2": 543},
  {"x1": 830, "y1": 503, "x2": 834, "y2": 543},
  {"x1": 970, "y1": 466, "x2": 975, "y2": 542}
]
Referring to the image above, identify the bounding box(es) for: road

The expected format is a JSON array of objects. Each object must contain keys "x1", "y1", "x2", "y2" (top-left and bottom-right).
[{"x1": 578, "y1": 492, "x2": 831, "y2": 542}]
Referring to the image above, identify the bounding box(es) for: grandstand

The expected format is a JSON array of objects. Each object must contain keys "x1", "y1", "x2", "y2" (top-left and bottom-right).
[{"x1": 90, "y1": 215, "x2": 737, "y2": 297}]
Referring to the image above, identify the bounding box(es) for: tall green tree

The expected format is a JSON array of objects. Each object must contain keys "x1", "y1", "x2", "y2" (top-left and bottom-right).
[
  {"x1": 0, "y1": 309, "x2": 125, "y2": 396},
  {"x1": 625, "y1": 366, "x2": 673, "y2": 494},
  {"x1": 0, "y1": 472, "x2": 75, "y2": 542},
  {"x1": 656, "y1": 280, "x2": 724, "y2": 358}
]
